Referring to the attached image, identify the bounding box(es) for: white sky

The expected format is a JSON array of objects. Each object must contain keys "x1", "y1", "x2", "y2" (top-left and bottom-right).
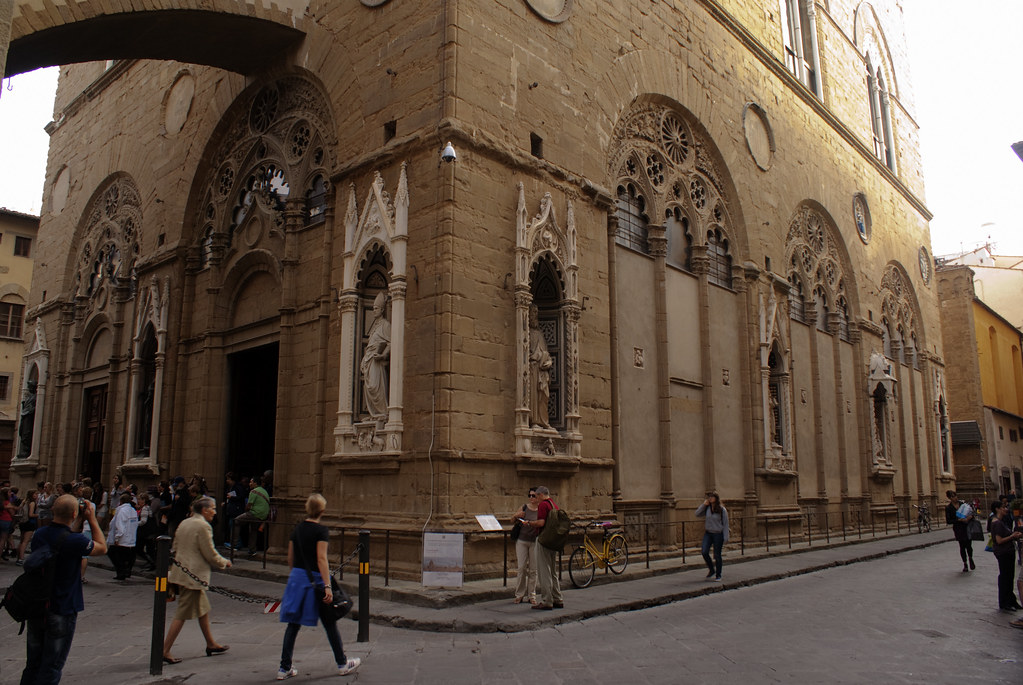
[{"x1": 0, "y1": 2, "x2": 1021, "y2": 256}]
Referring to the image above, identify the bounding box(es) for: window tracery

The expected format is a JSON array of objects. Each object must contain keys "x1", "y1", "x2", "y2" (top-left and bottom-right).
[
  {"x1": 784, "y1": 206, "x2": 851, "y2": 337},
  {"x1": 191, "y1": 77, "x2": 337, "y2": 270},
  {"x1": 878, "y1": 264, "x2": 920, "y2": 367},
  {"x1": 72, "y1": 175, "x2": 143, "y2": 310},
  {"x1": 608, "y1": 103, "x2": 735, "y2": 274}
]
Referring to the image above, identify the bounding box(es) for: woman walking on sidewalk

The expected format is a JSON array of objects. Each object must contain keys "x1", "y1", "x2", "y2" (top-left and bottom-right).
[
  {"x1": 163, "y1": 496, "x2": 232, "y2": 664},
  {"x1": 945, "y1": 490, "x2": 975, "y2": 572},
  {"x1": 276, "y1": 493, "x2": 360, "y2": 680},
  {"x1": 696, "y1": 493, "x2": 729, "y2": 581}
]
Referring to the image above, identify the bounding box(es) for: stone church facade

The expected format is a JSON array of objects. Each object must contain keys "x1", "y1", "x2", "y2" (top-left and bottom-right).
[{"x1": 9, "y1": 1, "x2": 948, "y2": 574}]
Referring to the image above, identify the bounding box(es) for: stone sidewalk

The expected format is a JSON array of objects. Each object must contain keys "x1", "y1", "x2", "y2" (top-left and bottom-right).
[
  {"x1": 1, "y1": 527, "x2": 1006, "y2": 685},
  {"x1": 198, "y1": 526, "x2": 953, "y2": 632}
]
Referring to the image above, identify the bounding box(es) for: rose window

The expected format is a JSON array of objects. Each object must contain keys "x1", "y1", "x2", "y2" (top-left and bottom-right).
[{"x1": 660, "y1": 113, "x2": 689, "y2": 164}]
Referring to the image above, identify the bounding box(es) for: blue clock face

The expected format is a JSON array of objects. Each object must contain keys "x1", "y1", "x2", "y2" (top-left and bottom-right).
[{"x1": 526, "y1": 0, "x2": 572, "y2": 22}]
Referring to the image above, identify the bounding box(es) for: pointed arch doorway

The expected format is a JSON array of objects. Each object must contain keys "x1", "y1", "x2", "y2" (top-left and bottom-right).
[{"x1": 226, "y1": 342, "x2": 279, "y2": 482}]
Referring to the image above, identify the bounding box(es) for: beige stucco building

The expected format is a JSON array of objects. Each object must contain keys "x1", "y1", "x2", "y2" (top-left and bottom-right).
[
  {"x1": 0, "y1": 208, "x2": 37, "y2": 480},
  {"x1": 5, "y1": 1, "x2": 949, "y2": 574}
]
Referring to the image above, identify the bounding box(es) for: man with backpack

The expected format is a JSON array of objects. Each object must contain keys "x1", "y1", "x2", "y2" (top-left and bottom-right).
[
  {"x1": 529, "y1": 486, "x2": 565, "y2": 611},
  {"x1": 20, "y1": 494, "x2": 107, "y2": 684}
]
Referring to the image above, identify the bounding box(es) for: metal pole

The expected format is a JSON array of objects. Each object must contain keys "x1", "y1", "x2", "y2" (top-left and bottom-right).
[
  {"x1": 806, "y1": 513, "x2": 812, "y2": 547},
  {"x1": 384, "y1": 530, "x2": 390, "y2": 587},
  {"x1": 357, "y1": 530, "x2": 370, "y2": 642},
  {"x1": 681, "y1": 520, "x2": 686, "y2": 564},
  {"x1": 645, "y1": 522, "x2": 650, "y2": 570},
  {"x1": 503, "y1": 531, "x2": 508, "y2": 586},
  {"x1": 149, "y1": 535, "x2": 171, "y2": 676}
]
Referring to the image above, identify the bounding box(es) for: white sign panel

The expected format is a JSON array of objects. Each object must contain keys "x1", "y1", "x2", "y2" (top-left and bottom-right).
[
  {"x1": 422, "y1": 532, "x2": 464, "y2": 587},
  {"x1": 475, "y1": 514, "x2": 502, "y2": 531}
]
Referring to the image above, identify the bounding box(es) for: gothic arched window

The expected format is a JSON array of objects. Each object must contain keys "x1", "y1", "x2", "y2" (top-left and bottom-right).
[
  {"x1": 305, "y1": 174, "x2": 328, "y2": 226},
  {"x1": 665, "y1": 206, "x2": 692, "y2": 271},
  {"x1": 706, "y1": 227, "x2": 732, "y2": 288},
  {"x1": 788, "y1": 272, "x2": 805, "y2": 323},
  {"x1": 813, "y1": 285, "x2": 829, "y2": 332},
  {"x1": 615, "y1": 183, "x2": 649, "y2": 253}
]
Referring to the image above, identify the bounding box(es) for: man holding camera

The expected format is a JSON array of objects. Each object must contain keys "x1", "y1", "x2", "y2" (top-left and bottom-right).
[{"x1": 20, "y1": 494, "x2": 107, "y2": 684}]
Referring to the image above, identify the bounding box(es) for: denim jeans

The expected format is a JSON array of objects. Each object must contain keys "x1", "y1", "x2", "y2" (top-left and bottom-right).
[
  {"x1": 701, "y1": 531, "x2": 724, "y2": 577},
  {"x1": 21, "y1": 611, "x2": 78, "y2": 685},
  {"x1": 279, "y1": 621, "x2": 346, "y2": 671}
]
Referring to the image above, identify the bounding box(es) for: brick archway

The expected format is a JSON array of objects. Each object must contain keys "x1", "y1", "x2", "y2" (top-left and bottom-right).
[{"x1": 4, "y1": 1, "x2": 309, "y2": 77}]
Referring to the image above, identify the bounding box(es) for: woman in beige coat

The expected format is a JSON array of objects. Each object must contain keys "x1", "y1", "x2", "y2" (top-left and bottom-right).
[{"x1": 163, "y1": 496, "x2": 232, "y2": 663}]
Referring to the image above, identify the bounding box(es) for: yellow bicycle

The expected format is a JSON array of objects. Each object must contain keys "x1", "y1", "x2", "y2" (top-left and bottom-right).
[{"x1": 568, "y1": 521, "x2": 629, "y2": 588}]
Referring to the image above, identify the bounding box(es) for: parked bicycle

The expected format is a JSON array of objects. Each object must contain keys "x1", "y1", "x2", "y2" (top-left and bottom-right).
[
  {"x1": 913, "y1": 503, "x2": 931, "y2": 532},
  {"x1": 568, "y1": 521, "x2": 629, "y2": 588}
]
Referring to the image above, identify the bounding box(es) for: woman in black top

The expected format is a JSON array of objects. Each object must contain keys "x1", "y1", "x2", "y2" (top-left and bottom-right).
[
  {"x1": 276, "y1": 494, "x2": 361, "y2": 680},
  {"x1": 990, "y1": 500, "x2": 1023, "y2": 611}
]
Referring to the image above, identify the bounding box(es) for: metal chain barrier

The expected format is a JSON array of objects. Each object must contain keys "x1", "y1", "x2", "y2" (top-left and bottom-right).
[{"x1": 169, "y1": 542, "x2": 363, "y2": 605}]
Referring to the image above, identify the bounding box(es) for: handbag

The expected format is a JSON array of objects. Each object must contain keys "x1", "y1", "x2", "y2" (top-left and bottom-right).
[
  {"x1": 317, "y1": 576, "x2": 353, "y2": 623},
  {"x1": 295, "y1": 523, "x2": 353, "y2": 623},
  {"x1": 967, "y1": 518, "x2": 985, "y2": 541},
  {"x1": 509, "y1": 505, "x2": 525, "y2": 541}
]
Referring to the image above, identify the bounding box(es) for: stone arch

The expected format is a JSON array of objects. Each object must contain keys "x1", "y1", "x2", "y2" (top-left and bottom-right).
[
  {"x1": 212, "y1": 249, "x2": 282, "y2": 331},
  {"x1": 6, "y1": 4, "x2": 305, "y2": 76},
  {"x1": 184, "y1": 70, "x2": 340, "y2": 269},
  {"x1": 784, "y1": 201, "x2": 861, "y2": 326},
  {"x1": 0, "y1": 284, "x2": 29, "y2": 301},
  {"x1": 607, "y1": 94, "x2": 748, "y2": 260},
  {"x1": 64, "y1": 172, "x2": 143, "y2": 305},
  {"x1": 878, "y1": 260, "x2": 926, "y2": 353},
  {"x1": 854, "y1": 2, "x2": 898, "y2": 98}
]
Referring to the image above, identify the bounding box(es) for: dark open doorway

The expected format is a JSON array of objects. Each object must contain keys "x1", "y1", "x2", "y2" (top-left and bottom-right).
[
  {"x1": 226, "y1": 343, "x2": 279, "y2": 483},
  {"x1": 80, "y1": 384, "x2": 107, "y2": 482}
]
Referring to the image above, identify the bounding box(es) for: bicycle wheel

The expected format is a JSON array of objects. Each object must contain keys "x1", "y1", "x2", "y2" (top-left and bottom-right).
[
  {"x1": 569, "y1": 547, "x2": 596, "y2": 588},
  {"x1": 607, "y1": 534, "x2": 629, "y2": 574}
]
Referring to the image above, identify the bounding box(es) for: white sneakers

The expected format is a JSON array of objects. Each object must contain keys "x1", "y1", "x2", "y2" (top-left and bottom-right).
[
  {"x1": 277, "y1": 657, "x2": 360, "y2": 679},
  {"x1": 338, "y1": 658, "x2": 361, "y2": 676}
]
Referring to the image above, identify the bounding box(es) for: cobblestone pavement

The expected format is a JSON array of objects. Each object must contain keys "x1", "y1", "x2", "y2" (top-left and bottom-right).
[{"x1": 1, "y1": 538, "x2": 1020, "y2": 684}]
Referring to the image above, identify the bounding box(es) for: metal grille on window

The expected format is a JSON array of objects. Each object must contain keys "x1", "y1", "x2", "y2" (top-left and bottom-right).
[
  {"x1": 706, "y1": 228, "x2": 731, "y2": 288},
  {"x1": 615, "y1": 184, "x2": 649, "y2": 253}
]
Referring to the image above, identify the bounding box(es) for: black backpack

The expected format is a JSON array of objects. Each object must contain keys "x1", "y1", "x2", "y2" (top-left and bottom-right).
[{"x1": 1, "y1": 529, "x2": 70, "y2": 633}]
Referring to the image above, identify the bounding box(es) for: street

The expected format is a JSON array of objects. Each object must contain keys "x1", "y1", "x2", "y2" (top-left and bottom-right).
[{"x1": 1, "y1": 541, "x2": 1021, "y2": 684}]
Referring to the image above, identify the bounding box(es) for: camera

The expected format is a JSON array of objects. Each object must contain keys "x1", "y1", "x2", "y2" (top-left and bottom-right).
[{"x1": 440, "y1": 142, "x2": 456, "y2": 163}]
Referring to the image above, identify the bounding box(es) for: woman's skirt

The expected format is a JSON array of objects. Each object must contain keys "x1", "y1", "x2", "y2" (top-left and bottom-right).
[
  {"x1": 173, "y1": 588, "x2": 212, "y2": 621},
  {"x1": 280, "y1": 567, "x2": 320, "y2": 627}
]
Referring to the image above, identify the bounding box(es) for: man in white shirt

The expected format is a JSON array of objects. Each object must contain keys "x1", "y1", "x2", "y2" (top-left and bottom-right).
[{"x1": 107, "y1": 493, "x2": 139, "y2": 580}]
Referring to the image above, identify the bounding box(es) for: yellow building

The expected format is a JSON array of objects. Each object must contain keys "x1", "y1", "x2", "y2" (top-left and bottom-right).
[
  {"x1": 937, "y1": 263, "x2": 1023, "y2": 500},
  {"x1": 0, "y1": 208, "x2": 37, "y2": 480}
]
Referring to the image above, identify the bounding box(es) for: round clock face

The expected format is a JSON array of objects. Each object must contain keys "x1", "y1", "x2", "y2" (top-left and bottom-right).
[
  {"x1": 919, "y1": 246, "x2": 932, "y2": 284},
  {"x1": 525, "y1": 0, "x2": 573, "y2": 23}
]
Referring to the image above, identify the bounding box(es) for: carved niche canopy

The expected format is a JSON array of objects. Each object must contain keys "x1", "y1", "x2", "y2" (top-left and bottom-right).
[
  {"x1": 71, "y1": 175, "x2": 142, "y2": 312},
  {"x1": 331, "y1": 165, "x2": 409, "y2": 473},
  {"x1": 513, "y1": 184, "x2": 582, "y2": 475}
]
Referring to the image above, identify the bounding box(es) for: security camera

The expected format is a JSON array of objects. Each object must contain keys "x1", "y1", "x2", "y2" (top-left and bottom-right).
[{"x1": 441, "y1": 142, "x2": 457, "y2": 163}]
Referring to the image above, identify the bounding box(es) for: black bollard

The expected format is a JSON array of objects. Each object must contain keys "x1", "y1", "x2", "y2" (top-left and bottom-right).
[
  {"x1": 150, "y1": 535, "x2": 172, "y2": 675},
  {"x1": 357, "y1": 530, "x2": 369, "y2": 642}
]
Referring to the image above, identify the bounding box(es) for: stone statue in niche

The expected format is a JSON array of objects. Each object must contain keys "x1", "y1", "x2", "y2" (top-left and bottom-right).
[
  {"x1": 528, "y1": 304, "x2": 553, "y2": 429},
  {"x1": 17, "y1": 380, "x2": 36, "y2": 459},
  {"x1": 360, "y1": 292, "x2": 391, "y2": 424}
]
